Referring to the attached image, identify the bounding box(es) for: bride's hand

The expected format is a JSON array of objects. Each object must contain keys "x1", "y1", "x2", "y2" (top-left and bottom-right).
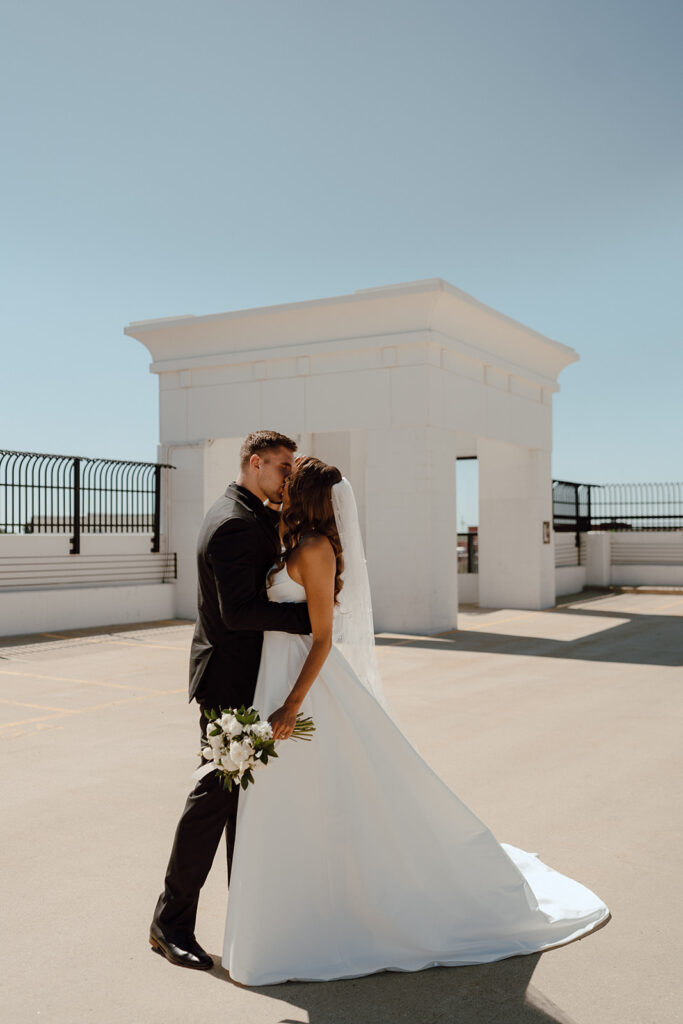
[{"x1": 268, "y1": 702, "x2": 300, "y2": 741}]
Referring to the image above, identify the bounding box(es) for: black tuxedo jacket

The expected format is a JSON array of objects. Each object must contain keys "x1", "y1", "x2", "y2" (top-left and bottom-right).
[{"x1": 188, "y1": 482, "x2": 311, "y2": 708}]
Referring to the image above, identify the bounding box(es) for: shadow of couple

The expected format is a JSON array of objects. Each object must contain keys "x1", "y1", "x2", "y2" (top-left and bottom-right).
[{"x1": 204, "y1": 948, "x2": 586, "y2": 1024}]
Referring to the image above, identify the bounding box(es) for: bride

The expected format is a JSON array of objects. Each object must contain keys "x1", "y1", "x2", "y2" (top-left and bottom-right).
[{"x1": 222, "y1": 457, "x2": 610, "y2": 986}]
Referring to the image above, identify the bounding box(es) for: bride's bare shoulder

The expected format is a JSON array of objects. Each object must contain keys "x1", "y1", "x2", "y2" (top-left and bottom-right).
[{"x1": 289, "y1": 533, "x2": 335, "y2": 567}]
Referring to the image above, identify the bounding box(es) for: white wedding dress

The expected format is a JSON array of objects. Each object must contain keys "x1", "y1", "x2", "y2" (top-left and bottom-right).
[{"x1": 222, "y1": 566, "x2": 609, "y2": 986}]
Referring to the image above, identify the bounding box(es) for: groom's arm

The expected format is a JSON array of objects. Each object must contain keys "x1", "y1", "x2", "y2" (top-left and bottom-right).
[{"x1": 209, "y1": 520, "x2": 311, "y2": 634}]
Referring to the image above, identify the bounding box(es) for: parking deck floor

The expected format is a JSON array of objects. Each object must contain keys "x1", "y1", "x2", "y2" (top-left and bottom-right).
[{"x1": 1, "y1": 590, "x2": 681, "y2": 1023}]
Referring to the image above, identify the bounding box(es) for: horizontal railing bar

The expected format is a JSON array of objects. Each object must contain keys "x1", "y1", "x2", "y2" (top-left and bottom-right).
[
  {"x1": 0, "y1": 582, "x2": 176, "y2": 592},
  {"x1": 0, "y1": 556, "x2": 176, "y2": 564},
  {"x1": 0, "y1": 448, "x2": 173, "y2": 468},
  {"x1": 0, "y1": 565, "x2": 176, "y2": 571},
  {"x1": 0, "y1": 576, "x2": 176, "y2": 584},
  {"x1": 0, "y1": 563, "x2": 176, "y2": 573},
  {"x1": 0, "y1": 568, "x2": 176, "y2": 577},
  {"x1": 0, "y1": 566, "x2": 176, "y2": 575},
  {"x1": 0, "y1": 549, "x2": 177, "y2": 591}
]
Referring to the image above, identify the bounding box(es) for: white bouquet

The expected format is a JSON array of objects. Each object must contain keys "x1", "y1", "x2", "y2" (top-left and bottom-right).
[{"x1": 196, "y1": 705, "x2": 315, "y2": 792}]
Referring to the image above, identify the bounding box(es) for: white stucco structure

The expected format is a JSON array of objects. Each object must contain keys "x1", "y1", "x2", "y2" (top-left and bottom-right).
[{"x1": 125, "y1": 279, "x2": 578, "y2": 632}]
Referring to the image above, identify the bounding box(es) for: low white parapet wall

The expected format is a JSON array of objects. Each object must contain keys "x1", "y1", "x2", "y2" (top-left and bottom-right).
[
  {"x1": 457, "y1": 573, "x2": 478, "y2": 604},
  {"x1": 556, "y1": 565, "x2": 586, "y2": 596},
  {"x1": 610, "y1": 565, "x2": 683, "y2": 587},
  {"x1": 554, "y1": 531, "x2": 683, "y2": 594},
  {"x1": 0, "y1": 533, "x2": 177, "y2": 638},
  {"x1": 0, "y1": 583, "x2": 176, "y2": 638}
]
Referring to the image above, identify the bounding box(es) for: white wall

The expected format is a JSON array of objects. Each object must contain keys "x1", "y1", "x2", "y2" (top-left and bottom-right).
[
  {"x1": 556, "y1": 566, "x2": 587, "y2": 596},
  {"x1": 478, "y1": 439, "x2": 555, "y2": 610},
  {"x1": 309, "y1": 430, "x2": 368, "y2": 546},
  {"x1": 0, "y1": 584, "x2": 176, "y2": 638},
  {"x1": 457, "y1": 574, "x2": 478, "y2": 603},
  {"x1": 610, "y1": 565, "x2": 683, "y2": 586},
  {"x1": 555, "y1": 531, "x2": 683, "y2": 594},
  {"x1": 159, "y1": 442, "x2": 208, "y2": 620},
  {"x1": 365, "y1": 426, "x2": 459, "y2": 634},
  {"x1": 610, "y1": 532, "x2": 683, "y2": 566},
  {"x1": 0, "y1": 533, "x2": 176, "y2": 637}
]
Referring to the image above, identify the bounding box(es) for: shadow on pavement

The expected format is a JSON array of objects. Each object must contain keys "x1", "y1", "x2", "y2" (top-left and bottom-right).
[
  {"x1": 207, "y1": 952, "x2": 581, "y2": 1023},
  {"x1": 377, "y1": 602, "x2": 683, "y2": 666}
]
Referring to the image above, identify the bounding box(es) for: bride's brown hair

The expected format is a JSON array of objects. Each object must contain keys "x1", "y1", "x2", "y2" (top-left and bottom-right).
[{"x1": 268, "y1": 456, "x2": 344, "y2": 603}]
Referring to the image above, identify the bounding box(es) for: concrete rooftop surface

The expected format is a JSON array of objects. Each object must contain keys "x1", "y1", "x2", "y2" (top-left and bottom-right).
[{"x1": 2, "y1": 591, "x2": 682, "y2": 1024}]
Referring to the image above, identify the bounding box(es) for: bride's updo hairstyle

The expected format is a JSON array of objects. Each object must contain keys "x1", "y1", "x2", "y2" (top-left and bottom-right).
[{"x1": 269, "y1": 456, "x2": 344, "y2": 603}]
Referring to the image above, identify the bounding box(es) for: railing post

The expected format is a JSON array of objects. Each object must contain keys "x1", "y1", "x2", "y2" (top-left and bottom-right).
[
  {"x1": 151, "y1": 463, "x2": 162, "y2": 553},
  {"x1": 574, "y1": 483, "x2": 581, "y2": 564},
  {"x1": 71, "y1": 457, "x2": 81, "y2": 554}
]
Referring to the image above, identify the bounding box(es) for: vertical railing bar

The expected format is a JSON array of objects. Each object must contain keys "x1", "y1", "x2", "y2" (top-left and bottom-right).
[
  {"x1": 143, "y1": 464, "x2": 150, "y2": 533},
  {"x1": 126, "y1": 464, "x2": 133, "y2": 533},
  {"x1": 61, "y1": 457, "x2": 68, "y2": 535},
  {"x1": 119, "y1": 463, "x2": 124, "y2": 533},
  {"x1": 30, "y1": 454, "x2": 36, "y2": 534},
  {"x1": 574, "y1": 483, "x2": 580, "y2": 564},
  {"x1": 21, "y1": 454, "x2": 31, "y2": 533},
  {"x1": 108, "y1": 462, "x2": 114, "y2": 534},
  {"x1": 12, "y1": 454, "x2": 19, "y2": 533},
  {"x1": 152, "y1": 463, "x2": 161, "y2": 553},
  {"x1": 71, "y1": 457, "x2": 81, "y2": 554},
  {"x1": 129, "y1": 464, "x2": 136, "y2": 532},
  {"x1": 62, "y1": 457, "x2": 69, "y2": 535},
  {"x1": 42, "y1": 455, "x2": 49, "y2": 533}
]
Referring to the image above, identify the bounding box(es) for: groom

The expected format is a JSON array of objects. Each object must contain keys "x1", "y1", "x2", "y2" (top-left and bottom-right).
[{"x1": 150, "y1": 430, "x2": 311, "y2": 970}]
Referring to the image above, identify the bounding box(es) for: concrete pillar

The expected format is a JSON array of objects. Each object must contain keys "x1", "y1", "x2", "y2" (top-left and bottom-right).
[
  {"x1": 203, "y1": 438, "x2": 243, "y2": 508},
  {"x1": 309, "y1": 431, "x2": 368, "y2": 547},
  {"x1": 160, "y1": 437, "x2": 245, "y2": 620},
  {"x1": 365, "y1": 427, "x2": 458, "y2": 634},
  {"x1": 584, "y1": 532, "x2": 611, "y2": 586},
  {"x1": 160, "y1": 441, "x2": 208, "y2": 620},
  {"x1": 478, "y1": 438, "x2": 555, "y2": 610}
]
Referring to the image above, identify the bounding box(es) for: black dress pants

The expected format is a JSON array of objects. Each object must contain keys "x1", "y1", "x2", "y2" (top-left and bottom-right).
[{"x1": 152, "y1": 709, "x2": 239, "y2": 940}]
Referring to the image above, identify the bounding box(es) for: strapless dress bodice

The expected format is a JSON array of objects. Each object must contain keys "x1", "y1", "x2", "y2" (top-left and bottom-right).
[{"x1": 267, "y1": 564, "x2": 306, "y2": 603}]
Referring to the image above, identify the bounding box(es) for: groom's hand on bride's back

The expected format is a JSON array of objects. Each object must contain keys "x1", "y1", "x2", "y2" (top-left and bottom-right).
[{"x1": 209, "y1": 519, "x2": 311, "y2": 635}]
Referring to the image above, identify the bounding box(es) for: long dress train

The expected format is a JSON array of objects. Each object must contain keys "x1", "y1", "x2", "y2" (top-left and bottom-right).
[{"x1": 222, "y1": 567, "x2": 609, "y2": 986}]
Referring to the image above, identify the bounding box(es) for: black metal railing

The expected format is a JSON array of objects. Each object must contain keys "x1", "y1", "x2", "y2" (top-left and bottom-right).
[
  {"x1": 0, "y1": 450, "x2": 173, "y2": 553},
  {"x1": 553, "y1": 480, "x2": 683, "y2": 533}
]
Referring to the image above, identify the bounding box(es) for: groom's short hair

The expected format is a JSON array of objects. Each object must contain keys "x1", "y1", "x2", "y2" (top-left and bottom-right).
[{"x1": 239, "y1": 430, "x2": 297, "y2": 467}]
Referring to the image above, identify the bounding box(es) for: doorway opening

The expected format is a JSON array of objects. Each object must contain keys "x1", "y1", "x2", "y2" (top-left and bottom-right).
[{"x1": 456, "y1": 457, "x2": 478, "y2": 603}]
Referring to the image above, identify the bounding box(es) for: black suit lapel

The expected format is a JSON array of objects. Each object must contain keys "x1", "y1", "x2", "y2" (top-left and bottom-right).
[{"x1": 225, "y1": 483, "x2": 280, "y2": 558}]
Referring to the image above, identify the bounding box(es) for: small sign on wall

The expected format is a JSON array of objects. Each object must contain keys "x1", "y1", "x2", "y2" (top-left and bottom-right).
[{"x1": 542, "y1": 521, "x2": 551, "y2": 543}]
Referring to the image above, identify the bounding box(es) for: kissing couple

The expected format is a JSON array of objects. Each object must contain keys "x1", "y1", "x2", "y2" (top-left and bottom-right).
[{"x1": 150, "y1": 429, "x2": 609, "y2": 985}]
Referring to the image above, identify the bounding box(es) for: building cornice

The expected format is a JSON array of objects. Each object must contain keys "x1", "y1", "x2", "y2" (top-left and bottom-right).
[{"x1": 125, "y1": 278, "x2": 578, "y2": 388}]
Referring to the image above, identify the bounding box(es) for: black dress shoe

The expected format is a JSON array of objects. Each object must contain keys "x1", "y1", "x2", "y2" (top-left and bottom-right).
[{"x1": 149, "y1": 923, "x2": 213, "y2": 971}]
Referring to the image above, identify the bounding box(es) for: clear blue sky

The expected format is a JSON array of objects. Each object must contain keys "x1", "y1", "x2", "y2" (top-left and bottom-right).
[{"x1": 2, "y1": 0, "x2": 681, "y2": 495}]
